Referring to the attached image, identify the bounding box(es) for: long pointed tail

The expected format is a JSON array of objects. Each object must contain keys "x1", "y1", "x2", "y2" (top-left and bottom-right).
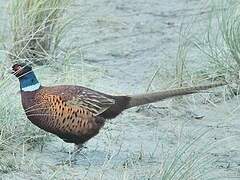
[{"x1": 126, "y1": 81, "x2": 227, "y2": 109}]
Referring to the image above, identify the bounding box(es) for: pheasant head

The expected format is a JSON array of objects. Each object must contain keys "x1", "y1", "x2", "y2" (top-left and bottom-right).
[{"x1": 12, "y1": 63, "x2": 41, "y2": 92}]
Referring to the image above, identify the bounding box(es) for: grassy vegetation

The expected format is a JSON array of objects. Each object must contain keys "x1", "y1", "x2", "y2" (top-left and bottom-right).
[
  {"x1": 194, "y1": 0, "x2": 240, "y2": 87},
  {"x1": 154, "y1": 130, "x2": 217, "y2": 180},
  {"x1": 8, "y1": 0, "x2": 71, "y2": 65},
  {"x1": 175, "y1": 22, "x2": 194, "y2": 87}
]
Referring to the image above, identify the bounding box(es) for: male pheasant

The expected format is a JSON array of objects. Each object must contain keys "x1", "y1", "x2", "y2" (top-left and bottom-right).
[{"x1": 12, "y1": 63, "x2": 226, "y2": 150}]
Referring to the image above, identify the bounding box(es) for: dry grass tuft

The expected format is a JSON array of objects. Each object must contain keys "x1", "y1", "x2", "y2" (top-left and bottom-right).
[{"x1": 8, "y1": 0, "x2": 71, "y2": 65}]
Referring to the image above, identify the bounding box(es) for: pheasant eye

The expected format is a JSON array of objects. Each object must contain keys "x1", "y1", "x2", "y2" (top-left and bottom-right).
[{"x1": 15, "y1": 66, "x2": 21, "y2": 72}]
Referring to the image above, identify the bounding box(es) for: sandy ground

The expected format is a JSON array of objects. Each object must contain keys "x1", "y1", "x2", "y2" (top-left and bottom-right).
[{"x1": 1, "y1": 0, "x2": 240, "y2": 179}]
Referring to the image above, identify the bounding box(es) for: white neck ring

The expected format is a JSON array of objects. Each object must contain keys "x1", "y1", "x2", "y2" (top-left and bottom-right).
[{"x1": 22, "y1": 83, "x2": 41, "y2": 92}]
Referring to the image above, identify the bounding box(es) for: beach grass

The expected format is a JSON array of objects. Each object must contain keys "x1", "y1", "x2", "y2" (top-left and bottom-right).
[{"x1": 8, "y1": 0, "x2": 72, "y2": 65}]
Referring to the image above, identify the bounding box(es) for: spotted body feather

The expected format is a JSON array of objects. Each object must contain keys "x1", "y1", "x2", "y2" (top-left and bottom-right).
[{"x1": 21, "y1": 85, "x2": 123, "y2": 144}]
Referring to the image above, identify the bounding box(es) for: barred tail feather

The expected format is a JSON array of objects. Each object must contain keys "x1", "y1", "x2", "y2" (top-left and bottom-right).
[{"x1": 126, "y1": 81, "x2": 227, "y2": 109}]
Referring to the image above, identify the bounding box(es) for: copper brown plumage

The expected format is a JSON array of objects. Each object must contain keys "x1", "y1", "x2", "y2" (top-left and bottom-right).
[
  {"x1": 21, "y1": 85, "x2": 128, "y2": 145},
  {"x1": 12, "y1": 63, "x2": 227, "y2": 149}
]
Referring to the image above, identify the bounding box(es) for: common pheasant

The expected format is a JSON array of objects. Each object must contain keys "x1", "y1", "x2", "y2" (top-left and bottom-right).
[{"x1": 12, "y1": 63, "x2": 226, "y2": 150}]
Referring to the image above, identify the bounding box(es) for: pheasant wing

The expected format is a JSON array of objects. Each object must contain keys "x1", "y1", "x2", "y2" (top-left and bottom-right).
[{"x1": 65, "y1": 89, "x2": 115, "y2": 116}]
